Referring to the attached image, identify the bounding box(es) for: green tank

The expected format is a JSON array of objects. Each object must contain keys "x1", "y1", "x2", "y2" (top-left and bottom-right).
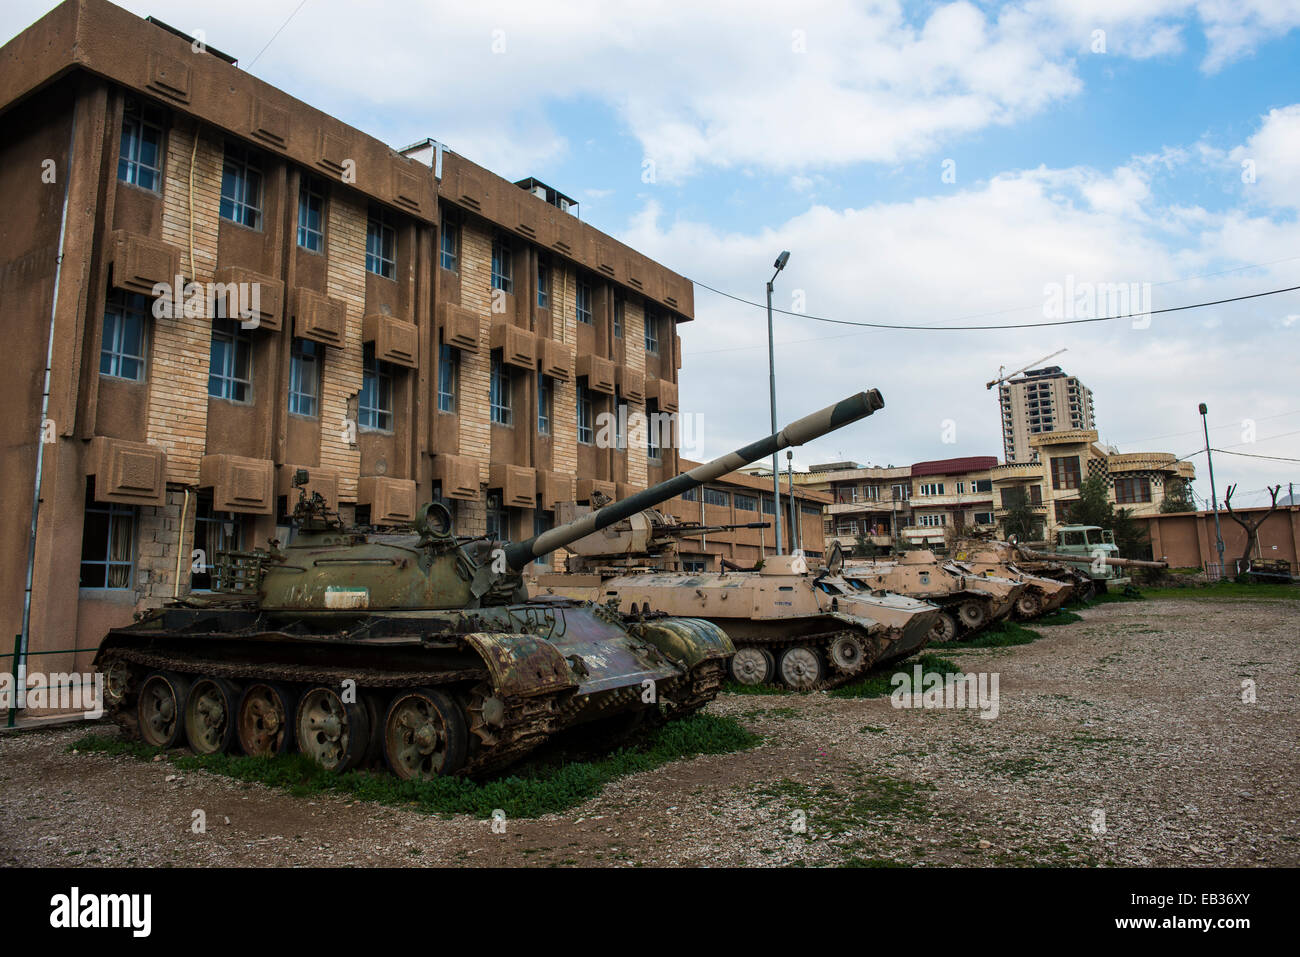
[{"x1": 93, "y1": 391, "x2": 883, "y2": 779}]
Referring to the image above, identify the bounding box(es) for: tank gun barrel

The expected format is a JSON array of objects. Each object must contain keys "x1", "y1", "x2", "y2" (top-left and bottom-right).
[
  {"x1": 1017, "y1": 547, "x2": 1168, "y2": 570},
  {"x1": 664, "y1": 521, "x2": 771, "y2": 538},
  {"x1": 503, "y1": 389, "x2": 884, "y2": 570}
]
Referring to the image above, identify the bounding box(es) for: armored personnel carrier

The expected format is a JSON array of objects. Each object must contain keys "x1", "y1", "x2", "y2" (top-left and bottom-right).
[
  {"x1": 843, "y1": 550, "x2": 1025, "y2": 642},
  {"x1": 538, "y1": 539, "x2": 940, "y2": 691},
  {"x1": 93, "y1": 391, "x2": 880, "y2": 778},
  {"x1": 949, "y1": 540, "x2": 1075, "y2": 619},
  {"x1": 1022, "y1": 525, "x2": 1168, "y2": 595}
]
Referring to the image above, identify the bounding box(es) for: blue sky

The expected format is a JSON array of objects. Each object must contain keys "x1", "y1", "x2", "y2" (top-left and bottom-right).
[{"x1": 3, "y1": 0, "x2": 1297, "y2": 506}]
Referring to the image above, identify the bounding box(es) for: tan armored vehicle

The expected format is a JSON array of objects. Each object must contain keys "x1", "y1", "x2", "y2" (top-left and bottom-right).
[
  {"x1": 843, "y1": 550, "x2": 1025, "y2": 642},
  {"x1": 536, "y1": 543, "x2": 940, "y2": 691},
  {"x1": 949, "y1": 541, "x2": 1075, "y2": 619}
]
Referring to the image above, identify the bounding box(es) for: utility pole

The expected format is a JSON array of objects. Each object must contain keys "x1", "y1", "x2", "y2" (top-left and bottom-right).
[
  {"x1": 1199, "y1": 403, "x2": 1226, "y2": 576},
  {"x1": 766, "y1": 251, "x2": 790, "y2": 555}
]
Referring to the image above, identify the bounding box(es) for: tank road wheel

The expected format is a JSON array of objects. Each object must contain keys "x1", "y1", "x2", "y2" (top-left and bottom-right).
[
  {"x1": 729, "y1": 647, "x2": 776, "y2": 686},
  {"x1": 930, "y1": 611, "x2": 959, "y2": 643},
  {"x1": 778, "y1": 646, "x2": 824, "y2": 690},
  {"x1": 828, "y1": 634, "x2": 866, "y2": 674},
  {"x1": 136, "y1": 671, "x2": 192, "y2": 748},
  {"x1": 1015, "y1": 592, "x2": 1043, "y2": 619},
  {"x1": 295, "y1": 687, "x2": 370, "y2": 772},
  {"x1": 102, "y1": 659, "x2": 133, "y2": 708},
  {"x1": 236, "y1": 683, "x2": 297, "y2": 757},
  {"x1": 383, "y1": 688, "x2": 468, "y2": 780},
  {"x1": 184, "y1": 677, "x2": 240, "y2": 755},
  {"x1": 957, "y1": 600, "x2": 987, "y2": 631}
]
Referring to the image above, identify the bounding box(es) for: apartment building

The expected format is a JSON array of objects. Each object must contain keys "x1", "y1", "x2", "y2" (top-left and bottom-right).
[
  {"x1": 998, "y1": 366, "x2": 1096, "y2": 462},
  {"x1": 0, "y1": 0, "x2": 691, "y2": 670},
  {"x1": 797, "y1": 456, "x2": 998, "y2": 550},
  {"x1": 989, "y1": 429, "x2": 1195, "y2": 537}
]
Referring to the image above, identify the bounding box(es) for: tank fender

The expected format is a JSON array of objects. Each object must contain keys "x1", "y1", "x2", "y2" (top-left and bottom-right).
[
  {"x1": 633, "y1": 618, "x2": 734, "y2": 669},
  {"x1": 461, "y1": 632, "x2": 579, "y2": 698}
]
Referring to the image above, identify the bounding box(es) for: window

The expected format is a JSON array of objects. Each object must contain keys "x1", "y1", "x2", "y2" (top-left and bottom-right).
[
  {"x1": 681, "y1": 487, "x2": 698, "y2": 502},
  {"x1": 919, "y1": 482, "x2": 945, "y2": 496},
  {"x1": 956, "y1": 481, "x2": 966, "y2": 494},
  {"x1": 576, "y1": 282, "x2": 592, "y2": 324},
  {"x1": 491, "y1": 237, "x2": 513, "y2": 293},
  {"x1": 297, "y1": 177, "x2": 325, "y2": 251},
  {"x1": 101, "y1": 290, "x2": 148, "y2": 381},
  {"x1": 490, "y1": 354, "x2": 512, "y2": 425},
  {"x1": 974, "y1": 479, "x2": 993, "y2": 493},
  {"x1": 644, "y1": 311, "x2": 659, "y2": 353},
  {"x1": 682, "y1": 559, "x2": 707, "y2": 573},
  {"x1": 537, "y1": 261, "x2": 550, "y2": 309},
  {"x1": 577, "y1": 381, "x2": 594, "y2": 444},
  {"x1": 862, "y1": 485, "x2": 880, "y2": 501},
  {"x1": 703, "y1": 488, "x2": 730, "y2": 507},
  {"x1": 613, "y1": 299, "x2": 624, "y2": 338},
  {"x1": 615, "y1": 394, "x2": 627, "y2": 450},
  {"x1": 1114, "y1": 476, "x2": 1152, "y2": 504},
  {"x1": 440, "y1": 222, "x2": 459, "y2": 272},
  {"x1": 1055, "y1": 500, "x2": 1077, "y2": 523},
  {"x1": 1050, "y1": 456, "x2": 1081, "y2": 490},
  {"x1": 837, "y1": 522, "x2": 858, "y2": 536},
  {"x1": 537, "y1": 374, "x2": 552, "y2": 435},
  {"x1": 366, "y1": 208, "x2": 396, "y2": 278},
  {"x1": 359, "y1": 343, "x2": 393, "y2": 430},
  {"x1": 974, "y1": 511, "x2": 995, "y2": 525},
  {"x1": 734, "y1": 493, "x2": 758, "y2": 512},
  {"x1": 437, "y1": 340, "x2": 458, "y2": 414},
  {"x1": 801, "y1": 502, "x2": 822, "y2": 516},
  {"x1": 80, "y1": 483, "x2": 135, "y2": 589},
  {"x1": 220, "y1": 143, "x2": 262, "y2": 229},
  {"x1": 917, "y1": 513, "x2": 948, "y2": 527},
  {"x1": 762, "y1": 494, "x2": 776, "y2": 515},
  {"x1": 646, "y1": 401, "x2": 664, "y2": 461},
  {"x1": 191, "y1": 495, "x2": 245, "y2": 591},
  {"x1": 208, "y1": 319, "x2": 253, "y2": 401},
  {"x1": 485, "y1": 493, "x2": 506, "y2": 540},
  {"x1": 891, "y1": 483, "x2": 911, "y2": 500},
  {"x1": 288, "y1": 338, "x2": 320, "y2": 416},
  {"x1": 118, "y1": 98, "x2": 164, "y2": 191}
]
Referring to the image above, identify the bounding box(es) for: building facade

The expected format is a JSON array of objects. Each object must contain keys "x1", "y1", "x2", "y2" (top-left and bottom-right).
[
  {"x1": 998, "y1": 366, "x2": 1096, "y2": 463},
  {"x1": 797, "y1": 456, "x2": 999, "y2": 551},
  {"x1": 1, "y1": 0, "x2": 693, "y2": 672},
  {"x1": 989, "y1": 429, "x2": 1195, "y2": 537}
]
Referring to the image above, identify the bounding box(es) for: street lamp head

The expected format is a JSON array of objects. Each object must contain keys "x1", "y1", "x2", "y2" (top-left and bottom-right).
[
  {"x1": 773, "y1": 250, "x2": 790, "y2": 272},
  {"x1": 1199, "y1": 402, "x2": 1208, "y2": 416}
]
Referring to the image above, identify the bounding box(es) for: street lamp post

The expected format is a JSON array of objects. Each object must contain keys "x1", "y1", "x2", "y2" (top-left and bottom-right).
[
  {"x1": 1199, "y1": 402, "x2": 1226, "y2": 576},
  {"x1": 767, "y1": 251, "x2": 790, "y2": 555},
  {"x1": 786, "y1": 449, "x2": 798, "y2": 553}
]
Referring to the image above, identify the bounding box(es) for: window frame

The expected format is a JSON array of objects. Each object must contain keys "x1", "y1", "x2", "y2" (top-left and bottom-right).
[
  {"x1": 491, "y1": 237, "x2": 513, "y2": 293},
  {"x1": 644, "y1": 311, "x2": 660, "y2": 353},
  {"x1": 440, "y1": 221, "x2": 459, "y2": 273},
  {"x1": 288, "y1": 337, "x2": 321, "y2": 417},
  {"x1": 117, "y1": 97, "x2": 165, "y2": 192},
  {"x1": 297, "y1": 176, "x2": 325, "y2": 252},
  {"x1": 359, "y1": 343, "x2": 394, "y2": 431},
  {"x1": 100, "y1": 290, "x2": 149, "y2": 382},
  {"x1": 1050, "y1": 455, "x2": 1082, "y2": 491},
  {"x1": 366, "y1": 207, "x2": 397, "y2": 279},
  {"x1": 537, "y1": 260, "x2": 550, "y2": 310},
  {"x1": 490, "y1": 353, "x2": 513, "y2": 426},
  {"x1": 537, "y1": 374, "x2": 552, "y2": 435},
  {"x1": 576, "y1": 281, "x2": 592, "y2": 324},
  {"x1": 577, "y1": 381, "x2": 594, "y2": 445},
  {"x1": 437, "y1": 340, "x2": 458, "y2": 414},
  {"x1": 79, "y1": 485, "x2": 136, "y2": 590},
  {"x1": 208, "y1": 318, "x2": 254, "y2": 403},
  {"x1": 219, "y1": 143, "x2": 263, "y2": 229}
]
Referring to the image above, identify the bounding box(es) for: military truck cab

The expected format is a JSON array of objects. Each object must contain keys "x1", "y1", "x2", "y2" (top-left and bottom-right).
[{"x1": 1052, "y1": 525, "x2": 1130, "y2": 588}]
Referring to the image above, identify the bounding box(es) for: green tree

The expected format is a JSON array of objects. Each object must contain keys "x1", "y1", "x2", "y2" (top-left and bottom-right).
[
  {"x1": 852, "y1": 533, "x2": 876, "y2": 558},
  {"x1": 1070, "y1": 475, "x2": 1114, "y2": 528},
  {"x1": 1000, "y1": 487, "x2": 1044, "y2": 541},
  {"x1": 1159, "y1": 477, "x2": 1193, "y2": 513},
  {"x1": 1111, "y1": 507, "x2": 1151, "y2": 560}
]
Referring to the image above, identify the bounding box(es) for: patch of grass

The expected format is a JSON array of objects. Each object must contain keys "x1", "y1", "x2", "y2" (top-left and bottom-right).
[
  {"x1": 858, "y1": 725, "x2": 887, "y2": 734},
  {"x1": 828, "y1": 654, "x2": 963, "y2": 699},
  {"x1": 1032, "y1": 610, "x2": 1082, "y2": 626},
  {"x1": 69, "y1": 713, "x2": 759, "y2": 820},
  {"x1": 753, "y1": 772, "x2": 935, "y2": 838},
  {"x1": 986, "y1": 755, "x2": 1042, "y2": 779},
  {"x1": 1141, "y1": 582, "x2": 1300, "y2": 602},
  {"x1": 933, "y1": 620, "x2": 1045, "y2": 649}
]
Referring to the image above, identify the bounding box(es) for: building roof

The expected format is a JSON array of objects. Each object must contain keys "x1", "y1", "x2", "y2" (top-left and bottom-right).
[{"x1": 910, "y1": 456, "x2": 998, "y2": 478}]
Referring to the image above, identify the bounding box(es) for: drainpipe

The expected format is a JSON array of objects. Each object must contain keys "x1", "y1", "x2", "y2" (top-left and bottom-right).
[
  {"x1": 173, "y1": 488, "x2": 194, "y2": 598},
  {"x1": 20, "y1": 111, "x2": 77, "y2": 695}
]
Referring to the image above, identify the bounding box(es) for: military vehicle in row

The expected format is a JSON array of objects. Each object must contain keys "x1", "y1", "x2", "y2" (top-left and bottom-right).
[
  {"x1": 843, "y1": 551, "x2": 1025, "y2": 642},
  {"x1": 94, "y1": 391, "x2": 881, "y2": 778},
  {"x1": 1020, "y1": 525, "x2": 1167, "y2": 595},
  {"x1": 949, "y1": 539, "x2": 1075, "y2": 619}
]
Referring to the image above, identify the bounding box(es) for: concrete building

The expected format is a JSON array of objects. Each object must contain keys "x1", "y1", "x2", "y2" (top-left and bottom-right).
[
  {"x1": 998, "y1": 366, "x2": 1095, "y2": 463},
  {"x1": 661, "y1": 462, "x2": 829, "y2": 570},
  {"x1": 989, "y1": 429, "x2": 1194, "y2": 536},
  {"x1": 797, "y1": 456, "x2": 998, "y2": 551},
  {"x1": 1137, "y1": 506, "x2": 1299, "y2": 572},
  {"x1": 1, "y1": 0, "x2": 693, "y2": 673}
]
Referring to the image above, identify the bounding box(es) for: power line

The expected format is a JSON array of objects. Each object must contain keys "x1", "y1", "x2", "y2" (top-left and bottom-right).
[
  {"x1": 248, "y1": 0, "x2": 310, "y2": 68},
  {"x1": 1209, "y1": 448, "x2": 1300, "y2": 464},
  {"x1": 690, "y1": 278, "x2": 1300, "y2": 333}
]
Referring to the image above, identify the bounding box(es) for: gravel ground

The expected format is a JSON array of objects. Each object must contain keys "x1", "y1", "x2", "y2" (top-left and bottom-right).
[{"x1": 1, "y1": 594, "x2": 1296, "y2": 867}]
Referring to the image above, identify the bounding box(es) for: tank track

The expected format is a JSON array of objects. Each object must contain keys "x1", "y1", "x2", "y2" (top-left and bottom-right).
[{"x1": 731, "y1": 626, "x2": 905, "y2": 691}]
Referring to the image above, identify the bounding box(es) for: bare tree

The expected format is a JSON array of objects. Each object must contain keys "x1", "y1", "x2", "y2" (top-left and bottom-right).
[{"x1": 1224, "y1": 484, "x2": 1282, "y2": 573}]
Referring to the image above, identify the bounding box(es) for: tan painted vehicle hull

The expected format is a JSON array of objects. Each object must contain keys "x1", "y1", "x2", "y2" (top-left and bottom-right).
[
  {"x1": 844, "y1": 550, "x2": 1025, "y2": 642},
  {"x1": 950, "y1": 544, "x2": 1075, "y2": 619},
  {"x1": 532, "y1": 556, "x2": 940, "y2": 691}
]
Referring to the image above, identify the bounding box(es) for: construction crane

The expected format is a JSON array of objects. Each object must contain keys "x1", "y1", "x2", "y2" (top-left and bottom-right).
[{"x1": 985, "y1": 348, "x2": 1067, "y2": 390}]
